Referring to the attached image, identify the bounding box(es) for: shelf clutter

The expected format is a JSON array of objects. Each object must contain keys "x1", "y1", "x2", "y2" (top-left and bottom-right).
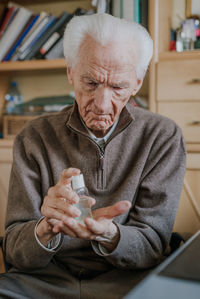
[
  {"x1": 0, "y1": 0, "x2": 149, "y2": 140},
  {"x1": 0, "y1": 2, "x2": 95, "y2": 62},
  {"x1": 170, "y1": 1, "x2": 200, "y2": 52}
]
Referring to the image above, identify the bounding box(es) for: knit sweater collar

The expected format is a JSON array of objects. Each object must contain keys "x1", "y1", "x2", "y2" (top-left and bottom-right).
[{"x1": 66, "y1": 101, "x2": 135, "y2": 140}]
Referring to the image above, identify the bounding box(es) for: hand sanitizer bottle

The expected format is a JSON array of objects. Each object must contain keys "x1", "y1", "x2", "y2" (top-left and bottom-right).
[{"x1": 71, "y1": 174, "x2": 93, "y2": 225}]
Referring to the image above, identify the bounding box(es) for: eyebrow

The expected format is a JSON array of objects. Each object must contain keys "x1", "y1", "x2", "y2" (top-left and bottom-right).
[
  {"x1": 81, "y1": 74, "x2": 98, "y2": 83},
  {"x1": 81, "y1": 73, "x2": 130, "y2": 88}
]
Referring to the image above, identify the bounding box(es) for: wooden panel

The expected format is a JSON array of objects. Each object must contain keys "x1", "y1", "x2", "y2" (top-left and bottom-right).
[
  {"x1": 158, "y1": 102, "x2": 200, "y2": 143},
  {"x1": 174, "y1": 165, "x2": 200, "y2": 234},
  {"x1": 0, "y1": 147, "x2": 12, "y2": 162},
  {"x1": 12, "y1": 70, "x2": 73, "y2": 103},
  {"x1": 158, "y1": 0, "x2": 172, "y2": 53},
  {"x1": 187, "y1": 153, "x2": 200, "y2": 170},
  {"x1": 0, "y1": 248, "x2": 5, "y2": 274},
  {"x1": 157, "y1": 60, "x2": 200, "y2": 101},
  {"x1": 174, "y1": 184, "x2": 200, "y2": 234},
  {"x1": 185, "y1": 170, "x2": 200, "y2": 207},
  {"x1": 0, "y1": 163, "x2": 12, "y2": 236}
]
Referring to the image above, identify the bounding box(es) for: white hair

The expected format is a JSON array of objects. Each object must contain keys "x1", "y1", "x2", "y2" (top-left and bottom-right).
[{"x1": 63, "y1": 13, "x2": 153, "y2": 79}]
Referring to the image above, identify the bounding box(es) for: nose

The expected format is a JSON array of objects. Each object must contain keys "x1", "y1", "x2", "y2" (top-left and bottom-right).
[{"x1": 93, "y1": 85, "x2": 112, "y2": 114}]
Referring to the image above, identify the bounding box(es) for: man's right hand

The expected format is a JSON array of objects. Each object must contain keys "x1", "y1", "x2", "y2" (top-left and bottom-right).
[{"x1": 36, "y1": 168, "x2": 94, "y2": 246}]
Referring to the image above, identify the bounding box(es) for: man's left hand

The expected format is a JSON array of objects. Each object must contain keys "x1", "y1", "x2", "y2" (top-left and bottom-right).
[{"x1": 49, "y1": 200, "x2": 131, "y2": 252}]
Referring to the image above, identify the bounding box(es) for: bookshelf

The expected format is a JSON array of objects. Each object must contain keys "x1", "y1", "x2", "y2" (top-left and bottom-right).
[
  {"x1": 0, "y1": 0, "x2": 93, "y2": 120},
  {"x1": 149, "y1": 0, "x2": 200, "y2": 234}
]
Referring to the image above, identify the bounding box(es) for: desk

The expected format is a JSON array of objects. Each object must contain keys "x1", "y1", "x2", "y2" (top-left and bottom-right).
[{"x1": 124, "y1": 231, "x2": 200, "y2": 299}]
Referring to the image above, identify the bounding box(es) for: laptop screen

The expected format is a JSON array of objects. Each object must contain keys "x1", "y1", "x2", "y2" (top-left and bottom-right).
[{"x1": 159, "y1": 232, "x2": 200, "y2": 282}]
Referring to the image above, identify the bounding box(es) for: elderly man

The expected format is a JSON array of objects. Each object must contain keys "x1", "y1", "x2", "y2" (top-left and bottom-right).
[{"x1": 0, "y1": 13, "x2": 186, "y2": 299}]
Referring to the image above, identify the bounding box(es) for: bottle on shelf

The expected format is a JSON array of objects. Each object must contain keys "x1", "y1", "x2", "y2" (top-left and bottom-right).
[
  {"x1": 71, "y1": 174, "x2": 93, "y2": 225},
  {"x1": 4, "y1": 81, "x2": 23, "y2": 114}
]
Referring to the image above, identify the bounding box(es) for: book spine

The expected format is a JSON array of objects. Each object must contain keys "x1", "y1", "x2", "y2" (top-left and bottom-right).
[
  {"x1": 45, "y1": 37, "x2": 64, "y2": 60},
  {"x1": 38, "y1": 12, "x2": 72, "y2": 57},
  {"x1": 134, "y1": 0, "x2": 141, "y2": 23},
  {"x1": 22, "y1": 15, "x2": 57, "y2": 60},
  {"x1": 20, "y1": 12, "x2": 48, "y2": 46},
  {"x1": 0, "y1": 7, "x2": 32, "y2": 61},
  {"x1": 3, "y1": 15, "x2": 39, "y2": 61},
  {"x1": 0, "y1": 6, "x2": 15, "y2": 38},
  {"x1": 18, "y1": 15, "x2": 50, "y2": 55}
]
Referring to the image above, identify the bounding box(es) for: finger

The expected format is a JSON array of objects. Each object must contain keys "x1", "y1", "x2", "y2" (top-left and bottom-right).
[
  {"x1": 48, "y1": 185, "x2": 79, "y2": 205},
  {"x1": 53, "y1": 221, "x2": 77, "y2": 237},
  {"x1": 59, "y1": 168, "x2": 81, "y2": 185},
  {"x1": 84, "y1": 217, "x2": 108, "y2": 235},
  {"x1": 62, "y1": 218, "x2": 93, "y2": 240},
  {"x1": 43, "y1": 196, "x2": 81, "y2": 218},
  {"x1": 93, "y1": 200, "x2": 131, "y2": 220},
  {"x1": 41, "y1": 202, "x2": 81, "y2": 222}
]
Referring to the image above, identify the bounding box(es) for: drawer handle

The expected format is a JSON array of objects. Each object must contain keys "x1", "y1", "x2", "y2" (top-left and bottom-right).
[
  {"x1": 188, "y1": 78, "x2": 200, "y2": 84},
  {"x1": 188, "y1": 121, "x2": 200, "y2": 126}
]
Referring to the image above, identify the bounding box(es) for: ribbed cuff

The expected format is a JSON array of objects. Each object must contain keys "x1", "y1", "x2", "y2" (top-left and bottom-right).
[{"x1": 34, "y1": 217, "x2": 62, "y2": 252}]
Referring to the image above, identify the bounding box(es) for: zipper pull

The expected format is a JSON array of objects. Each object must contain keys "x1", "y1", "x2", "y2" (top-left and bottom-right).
[{"x1": 99, "y1": 156, "x2": 104, "y2": 170}]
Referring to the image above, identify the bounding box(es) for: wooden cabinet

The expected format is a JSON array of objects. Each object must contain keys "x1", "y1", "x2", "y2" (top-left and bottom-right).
[{"x1": 149, "y1": 0, "x2": 200, "y2": 234}]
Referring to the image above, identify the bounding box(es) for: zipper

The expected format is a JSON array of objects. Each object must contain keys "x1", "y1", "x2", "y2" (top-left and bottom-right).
[
  {"x1": 67, "y1": 118, "x2": 133, "y2": 190},
  {"x1": 99, "y1": 154, "x2": 104, "y2": 189},
  {"x1": 68, "y1": 125, "x2": 105, "y2": 189}
]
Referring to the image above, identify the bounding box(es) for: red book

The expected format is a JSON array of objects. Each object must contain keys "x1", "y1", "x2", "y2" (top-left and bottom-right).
[{"x1": 0, "y1": 6, "x2": 16, "y2": 38}]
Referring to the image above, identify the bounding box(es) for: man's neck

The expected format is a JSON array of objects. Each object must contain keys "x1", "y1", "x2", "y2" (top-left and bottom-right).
[{"x1": 90, "y1": 128, "x2": 111, "y2": 138}]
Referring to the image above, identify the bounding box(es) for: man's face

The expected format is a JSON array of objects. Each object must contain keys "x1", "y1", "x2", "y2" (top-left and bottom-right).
[{"x1": 67, "y1": 36, "x2": 142, "y2": 137}]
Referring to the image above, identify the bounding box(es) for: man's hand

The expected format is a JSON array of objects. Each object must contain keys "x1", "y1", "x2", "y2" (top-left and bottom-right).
[
  {"x1": 37, "y1": 167, "x2": 131, "y2": 252},
  {"x1": 36, "y1": 167, "x2": 95, "y2": 246},
  {"x1": 53, "y1": 199, "x2": 131, "y2": 252}
]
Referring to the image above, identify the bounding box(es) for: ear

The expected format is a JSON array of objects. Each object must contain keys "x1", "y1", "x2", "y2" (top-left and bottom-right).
[
  {"x1": 67, "y1": 67, "x2": 74, "y2": 85},
  {"x1": 132, "y1": 79, "x2": 143, "y2": 96}
]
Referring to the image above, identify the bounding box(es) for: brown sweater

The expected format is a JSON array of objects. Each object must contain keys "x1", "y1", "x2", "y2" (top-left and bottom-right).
[{"x1": 3, "y1": 102, "x2": 186, "y2": 272}]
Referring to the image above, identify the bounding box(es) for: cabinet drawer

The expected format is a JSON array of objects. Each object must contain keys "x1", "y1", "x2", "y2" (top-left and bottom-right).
[
  {"x1": 157, "y1": 60, "x2": 200, "y2": 101},
  {"x1": 158, "y1": 102, "x2": 200, "y2": 143}
]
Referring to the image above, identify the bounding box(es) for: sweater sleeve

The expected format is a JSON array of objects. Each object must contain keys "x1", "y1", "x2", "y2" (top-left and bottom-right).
[
  {"x1": 93, "y1": 124, "x2": 186, "y2": 269},
  {"x1": 3, "y1": 130, "x2": 61, "y2": 270}
]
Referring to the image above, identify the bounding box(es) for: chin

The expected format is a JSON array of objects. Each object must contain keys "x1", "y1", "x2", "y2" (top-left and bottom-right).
[{"x1": 88, "y1": 120, "x2": 112, "y2": 131}]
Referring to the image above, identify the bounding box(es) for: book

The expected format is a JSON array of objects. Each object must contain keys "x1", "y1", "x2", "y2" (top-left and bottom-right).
[
  {"x1": 13, "y1": 14, "x2": 51, "y2": 61},
  {"x1": 0, "y1": 6, "x2": 32, "y2": 61},
  {"x1": 134, "y1": 0, "x2": 141, "y2": 23},
  {"x1": 22, "y1": 15, "x2": 57, "y2": 60},
  {"x1": 123, "y1": 0, "x2": 134, "y2": 21},
  {"x1": 36, "y1": 11, "x2": 72, "y2": 59},
  {"x1": 20, "y1": 11, "x2": 48, "y2": 47},
  {"x1": 0, "y1": 7, "x2": 8, "y2": 28},
  {"x1": 45, "y1": 36, "x2": 64, "y2": 60},
  {"x1": 140, "y1": 0, "x2": 148, "y2": 29},
  {"x1": 0, "y1": 6, "x2": 18, "y2": 38},
  {"x1": 3, "y1": 14, "x2": 39, "y2": 61},
  {"x1": 111, "y1": 0, "x2": 121, "y2": 18}
]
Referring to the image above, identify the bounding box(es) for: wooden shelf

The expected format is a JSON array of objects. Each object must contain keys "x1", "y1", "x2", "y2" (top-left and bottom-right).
[
  {"x1": 0, "y1": 58, "x2": 66, "y2": 72},
  {"x1": 159, "y1": 50, "x2": 200, "y2": 61}
]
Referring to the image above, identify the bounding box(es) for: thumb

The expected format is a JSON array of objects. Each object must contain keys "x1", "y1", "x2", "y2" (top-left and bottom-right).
[{"x1": 93, "y1": 200, "x2": 131, "y2": 220}]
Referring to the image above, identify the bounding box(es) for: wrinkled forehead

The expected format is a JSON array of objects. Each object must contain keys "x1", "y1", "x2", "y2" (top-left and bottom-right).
[{"x1": 77, "y1": 34, "x2": 137, "y2": 72}]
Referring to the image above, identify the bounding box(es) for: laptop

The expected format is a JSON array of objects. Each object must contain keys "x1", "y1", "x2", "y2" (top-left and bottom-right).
[{"x1": 124, "y1": 230, "x2": 200, "y2": 299}]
